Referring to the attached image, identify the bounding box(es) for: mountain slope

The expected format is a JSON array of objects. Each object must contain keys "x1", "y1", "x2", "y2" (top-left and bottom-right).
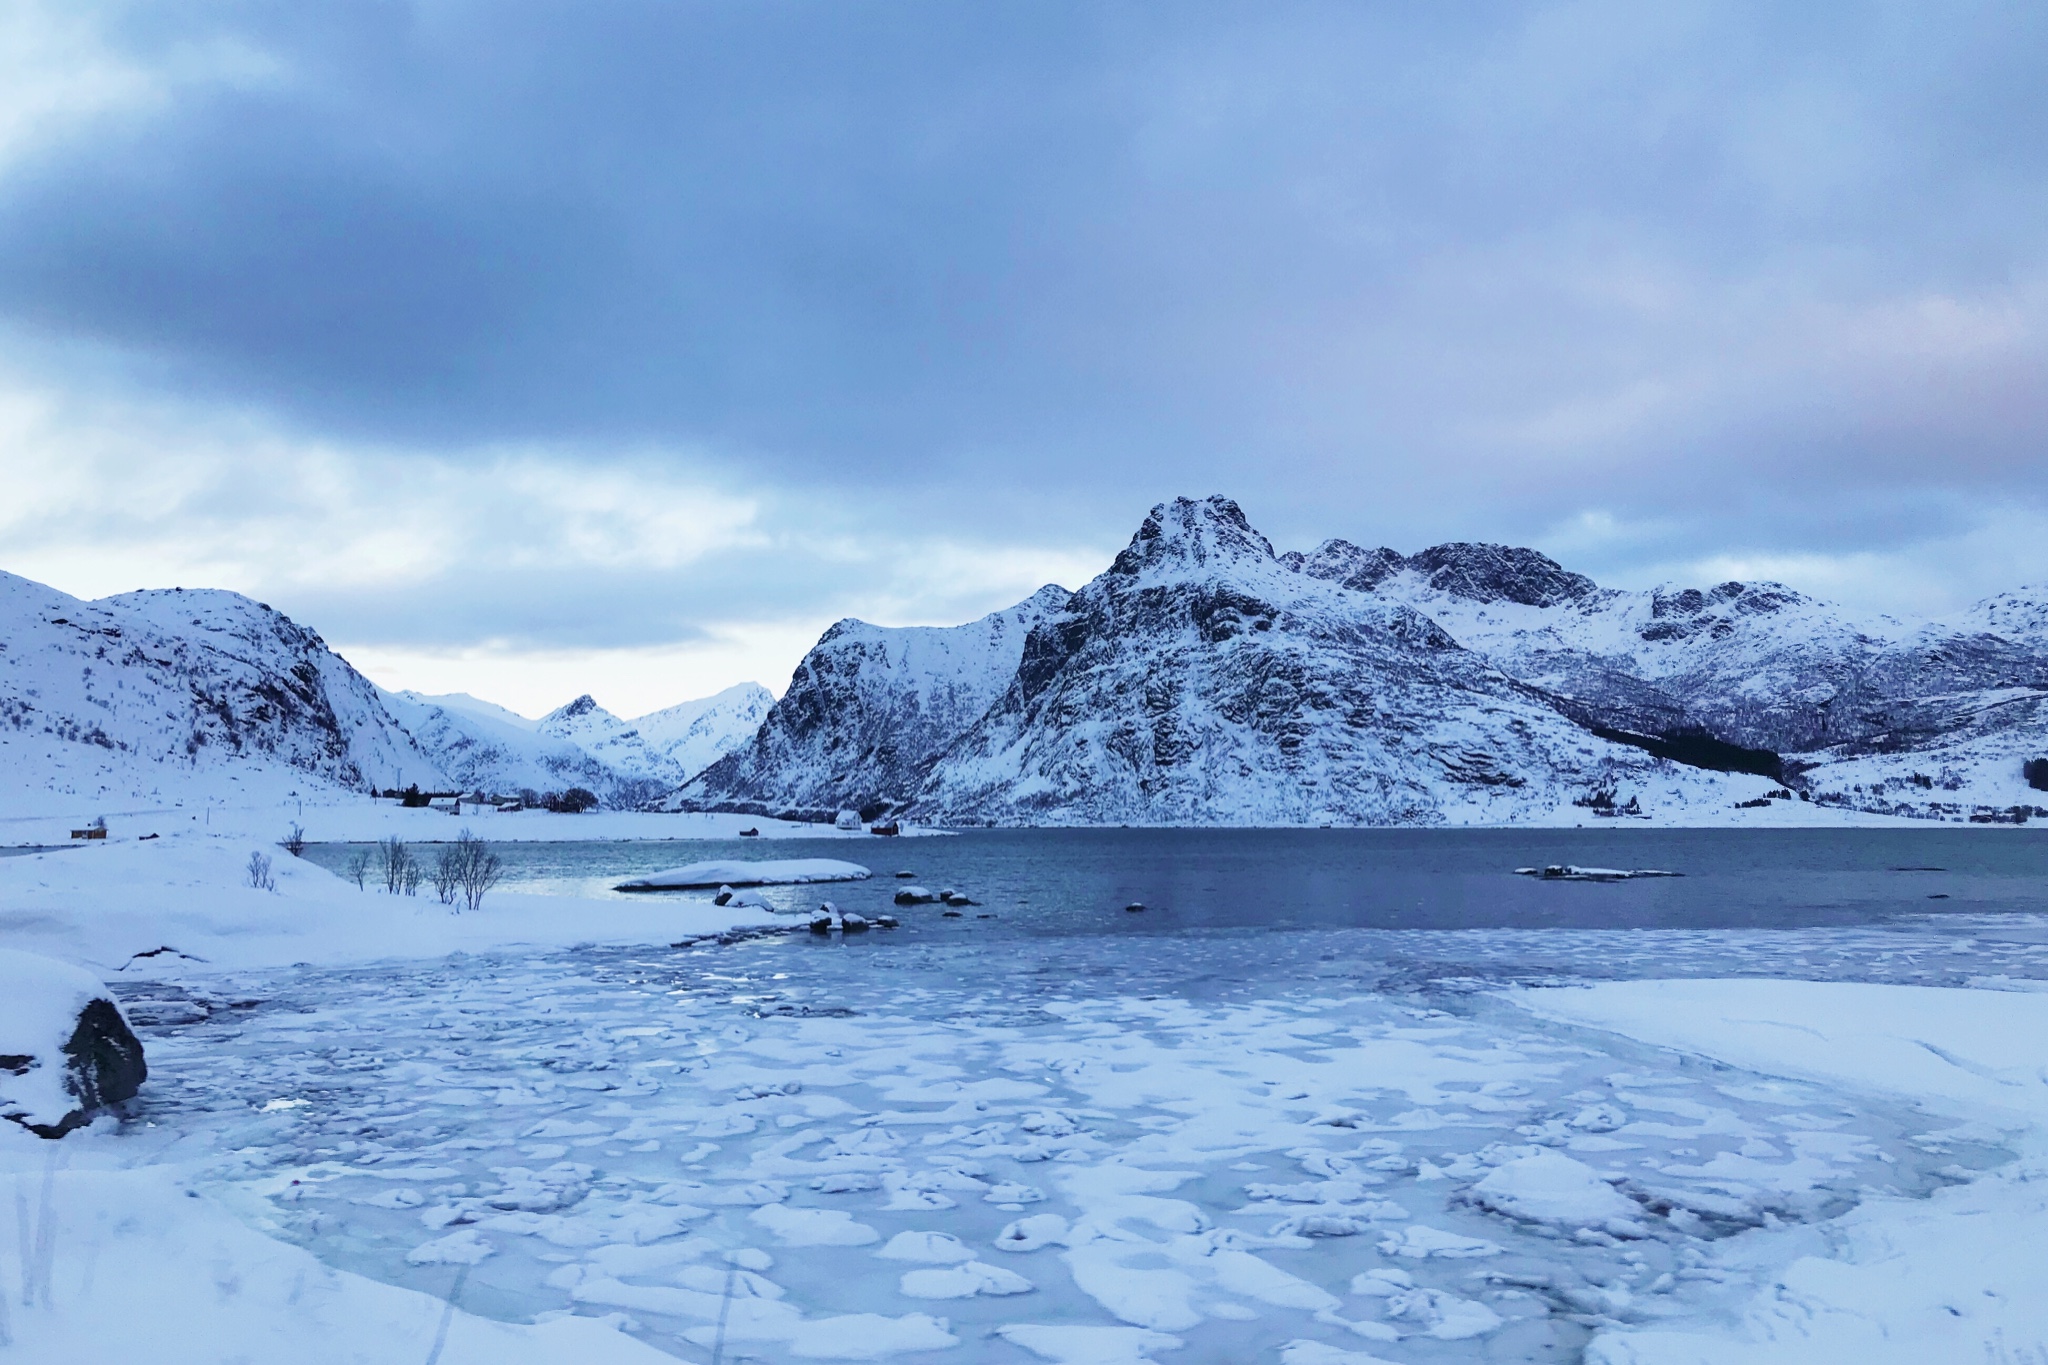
[
  {"x1": 676, "y1": 587, "x2": 1071, "y2": 818},
  {"x1": 0, "y1": 571, "x2": 438, "y2": 813},
  {"x1": 631, "y1": 683, "x2": 772, "y2": 782},
  {"x1": 1342, "y1": 545, "x2": 2048, "y2": 760}
]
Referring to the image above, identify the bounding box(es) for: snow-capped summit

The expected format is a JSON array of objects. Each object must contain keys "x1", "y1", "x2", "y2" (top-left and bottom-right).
[
  {"x1": 1107, "y1": 494, "x2": 1278, "y2": 578},
  {"x1": 537, "y1": 695, "x2": 684, "y2": 789},
  {"x1": 630, "y1": 682, "x2": 772, "y2": 782}
]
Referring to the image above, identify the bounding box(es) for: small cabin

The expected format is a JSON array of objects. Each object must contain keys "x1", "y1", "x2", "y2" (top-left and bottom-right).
[{"x1": 70, "y1": 828, "x2": 107, "y2": 840}]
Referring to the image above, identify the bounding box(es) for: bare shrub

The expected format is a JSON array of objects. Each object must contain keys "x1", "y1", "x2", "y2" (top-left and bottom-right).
[
  {"x1": 281, "y1": 822, "x2": 306, "y2": 857},
  {"x1": 246, "y1": 851, "x2": 275, "y2": 891},
  {"x1": 344, "y1": 848, "x2": 371, "y2": 889}
]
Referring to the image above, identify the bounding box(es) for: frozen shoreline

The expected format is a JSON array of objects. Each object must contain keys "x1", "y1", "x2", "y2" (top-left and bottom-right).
[
  {"x1": 1511, "y1": 979, "x2": 2048, "y2": 1364},
  {"x1": 4, "y1": 812, "x2": 2047, "y2": 1362}
]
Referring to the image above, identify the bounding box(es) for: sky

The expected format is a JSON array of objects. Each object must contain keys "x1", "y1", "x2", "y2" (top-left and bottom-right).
[{"x1": 2, "y1": 0, "x2": 2046, "y2": 718}]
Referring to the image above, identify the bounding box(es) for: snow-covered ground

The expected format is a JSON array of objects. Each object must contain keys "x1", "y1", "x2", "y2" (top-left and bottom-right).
[{"x1": 0, "y1": 831, "x2": 783, "y2": 975}]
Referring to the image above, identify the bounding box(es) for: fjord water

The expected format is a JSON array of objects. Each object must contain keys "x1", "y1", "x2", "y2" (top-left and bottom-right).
[{"x1": 309, "y1": 826, "x2": 2048, "y2": 935}]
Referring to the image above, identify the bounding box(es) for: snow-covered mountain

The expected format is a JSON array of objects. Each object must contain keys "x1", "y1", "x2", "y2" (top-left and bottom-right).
[
  {"x1": 677, "y1": 587, "x2": 1072, "y2": 818},
  {"x1": 1339, "y1": 544, "x2": 2048, "y2": 759},
  {"x1": 675, "y1": 498, "x2": 2048, "y2": 825},
  {"x1": 0, "y1": 570, "x2": 438, "y2": 814},
  {"x1": 631, "y1": 682, "x2": 773, "y2": 781},
  {"x1": 378, "y1": 689, "x2": 627, "y2": 803},
  {"x1": 682, "y1": 501, "x2": 1736, "y2": 824},
  {"x1": 384, "y1": 684, "x2": 769, "y2": 806},
  {"x1": 535, "y1": 695, "x2": 685, "y2": 794}
]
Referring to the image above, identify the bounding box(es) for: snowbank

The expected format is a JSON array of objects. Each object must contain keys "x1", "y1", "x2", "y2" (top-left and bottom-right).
[
  {"x1": 0, "y1": 1156, "x2": 682, "y2": 1364},
  {"x1": 0, "y1": 831, "x2": 780, "y2": 976},
  {"x1": 614, "y1": 858, "x2": 872, "y2": 891},
  {"x1": 1509, "y1": 979, "x2": 2048, "y2": 1365}
]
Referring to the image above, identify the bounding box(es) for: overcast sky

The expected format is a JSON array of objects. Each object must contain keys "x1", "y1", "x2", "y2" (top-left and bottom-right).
[{"x1": 3, "y1": 1, "x2": 2046, "y2": 716}]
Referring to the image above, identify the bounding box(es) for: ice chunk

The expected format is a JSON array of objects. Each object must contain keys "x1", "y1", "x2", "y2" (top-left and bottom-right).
[
  {"x1": 898, "y1": 1260, "x2": 1034, "y2": 1297},
  {"x1": 614, "y1": 859, "x2": 871, "y2": 891},
  {"x1": 1377, "y1": 1224, "x2": 1503, "y2": 1258},
  {"x1": 997, "y1": 1324, "x2": 1184, "y2": 1364},
  {"x1": 994, "y1": 1213, "x2": 1070, "y2": 1252},
  {"x1": 878, "y1": 1230, "x2": 975, "y2": 1263},
  {"x1": 405, "y1": 1228, "x2": 494, "y2": 1265},
  {"x1": 1383, "y1": 1286, "x2": 1503, "y2": 1339},
  {"x1": 749, "y1": 1203, "x2": 881, "y2": 1246},
  {"x1": 1467, "y1": 1150, "x2": 1645, "y2": 1232}
]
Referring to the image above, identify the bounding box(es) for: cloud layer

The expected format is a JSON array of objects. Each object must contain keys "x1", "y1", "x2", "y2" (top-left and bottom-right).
[{"x1": 2, "y1": 1, "x2": 2046, "y2": 710}]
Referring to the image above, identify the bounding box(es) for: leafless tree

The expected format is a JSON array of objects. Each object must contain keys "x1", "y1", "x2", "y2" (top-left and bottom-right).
[
  {"x1": 401, "y1": 859, "x2": 422, "y2": 896},
  {"x1": 450, "y1": 828, "x2": 504, "y2": 913},
  {"x1": 246, "y1": 851, "x2": 275, "y2": 891},
  {"x1": 432, "y1": 845, "x2": 462, "y2": 904},
  {"x1": 344, "y1": 848, "x2": 371, "y2": 889},
  {"x1": 280, "y1": 822, "x2": 306, "y2": 857},
  {"x1": 378, "y1": 836, "x2": 414, "y2": 894}
]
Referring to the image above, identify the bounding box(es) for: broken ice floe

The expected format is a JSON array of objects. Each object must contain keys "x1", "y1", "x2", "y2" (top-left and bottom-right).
[
  {"x1": 1514, "y1": 865, "x2": 1683, "y2": 881},
  {"x1": 614, "y1": 858, "x2": 871, "y2": 891}
]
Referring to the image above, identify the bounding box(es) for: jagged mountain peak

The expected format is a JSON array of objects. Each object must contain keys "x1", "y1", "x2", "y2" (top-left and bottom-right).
[
  {"x1": 1401, "y1": 542, "x2": 1598, "y2": 608},
  {"x1": 545, "y1": 693, "x2": 605, "y2": 722},
  {"x1": 1109, "y1": 496, "x2": 1276, "y2": 578},
  {"x1": 1287, "y1": 539, "x2": 1407, "y2": 593}
]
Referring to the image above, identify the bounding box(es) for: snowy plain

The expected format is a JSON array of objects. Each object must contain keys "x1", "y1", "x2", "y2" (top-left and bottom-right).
[{"x1": 5, "y1": 820, "x2": 2048, "y2": 1364}]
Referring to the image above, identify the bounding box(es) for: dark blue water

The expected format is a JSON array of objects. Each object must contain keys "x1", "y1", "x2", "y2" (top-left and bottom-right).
[{"x1": 303, "y1": 827, "x2": 2048, "y2": 937}]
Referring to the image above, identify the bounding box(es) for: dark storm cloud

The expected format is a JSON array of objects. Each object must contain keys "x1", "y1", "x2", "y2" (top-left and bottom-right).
[{"x1": 4, "y1": 0, "x2": 2048, "y2": 603}]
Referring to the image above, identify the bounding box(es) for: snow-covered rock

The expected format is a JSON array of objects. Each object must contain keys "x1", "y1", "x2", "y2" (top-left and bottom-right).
[{"x1": 0, "y1": 948, "x2": 146, "y2": 1136}]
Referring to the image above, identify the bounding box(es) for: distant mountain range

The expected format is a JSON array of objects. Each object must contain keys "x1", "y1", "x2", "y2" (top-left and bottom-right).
[
  {"x1": 676, "y1": 496, "x2": 2048, "y2": 825},
  {"x1": 0, "y1": 568, "x2": 767, "y2": 814},
  {"x1": 7, "y1": 496, "x2": 2046, "y2": 824}
]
